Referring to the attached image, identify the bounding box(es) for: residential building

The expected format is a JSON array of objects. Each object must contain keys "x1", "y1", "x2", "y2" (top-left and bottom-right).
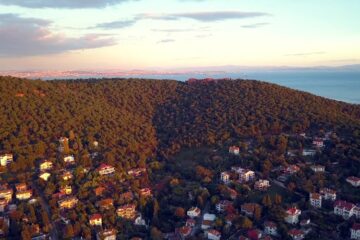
[
  {"x1": 39, "y1": 172, "x2": 51, "y2": 181},
  {"x1": 309, "y1": 193, "x2": 322, "y2": 208},
  {"x1": 58, "y1": 196, "x2": 78, "y2": 209},
  {"x1": 334, "y1": 200, "x2": 357, "y2": 219},
  {"x1": 97, "y1": 198, "x2": 114, "y2": 210},
  {"x1": 15, "y1": 183, "x2": 27, "y2": 192},
  {"x1": 203, "y1": 213, "x2": 216, "y2": 221},
  {"x1": 98, "y1": 163, "x2": 115, "y2": 175},
  {"x1": 310, "y1": 165, "x2": 325, "y2": 173},
  {"x1": 39, "y1": 160, "x2": 53, "y2": 171},
  {"x1": 232, "y1": 167, "x2": 255, "y2": 182},
  {"x1": 229, "y1": 146, "x2": 240, "y2": 155},
  {"x1": 288, "y1": 229, "x2": 305, "y2": 240},
  {"x1": 302, "y1": 149, "x2": 316, "y2": 156},
  {"x1": 347, "y1": 176, "x2": 360, "y2": 187},
  {"x1": 117, "y1": 204, "x2": 136, "y2": 220},
  {"x1": 201, "y1": 220, "x2": 213, "y2": 230},
  {"x1": 284, "y1": 165, "x2": 300, "y2": 175},
  {"x1": 206, "y1": 229, "x2": 221, "y2": 240},
  {"x1": 0, "y1": 188, "x2": 12, "y2": 202},
  {"x1": 0, "y1": 154, "x2": 13, "y2": 166},
  {"x1": 186, "y1": 218, "x2": 196, "y2": 227},
  {"x1": 216, "y1": 200, "x2": 232, "y2": 213},
  {"x1": 220, "y1": 171, "x2": 230, "y2": 184},
  {"x1": 61, "y1": 171, "x2": 73, "y2": 181},
  {"x1": 320, "y1": 188, "x2": 336, "y2": 201},
  {"x1": 139, "y1": 188, "x2": 152, "y2": 197},
  {"x1": 127, "y1": 168, "x2": 146, "y2": 177},
  {"x1": 254, "y1": 179, "x2": 270, "y2": 190},
  {"x1": 89, "y1": 214, "x2": 102, "y2": 226},
  {"x1": 16, "y1": 190, "x2": 32, "y2": 200},
  {"x1": 60, "y1": 185, "x2": 72, "y2": 195},
  {"x1": 96, "y1": 229, "x2": 116, "y2": 240},
  {"x1": 313, "y1": 138, "x2": 324, "y2": 148},
  {"x1": 177, "y1": 226, "x2": 192, "y2": 239},
  {"x1": 284, "y1": 207, "x2": 301, "y2": 224},
  {"x1": 187, "y1": 207, "x2": 201, "y2": 218},
  {"x1": 264, "y1": 221, "x2": 277, "y2": 236},
  {"x1": 63, "y1": 155, "x2": 75, "y2": 163},
  {"x1": 351, "y1": 223, "x2": 360, "y2": 240},
  {"x1": 241, "y1": 203, "x2": 261, "y2": 216}
]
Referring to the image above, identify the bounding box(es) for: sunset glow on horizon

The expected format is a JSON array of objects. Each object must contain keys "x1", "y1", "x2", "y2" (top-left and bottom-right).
[{"x1": 0, "y1": 0, "x2": 359, "y2": 71}]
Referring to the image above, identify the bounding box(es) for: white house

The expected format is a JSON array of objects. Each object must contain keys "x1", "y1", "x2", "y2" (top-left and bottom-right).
[
  {"x1": 320, "y1": 188, "x2": 336, "y2": 201},
  {"x1": 187, "y1": 207, "x2": 201, "y2": 218},
  {"x1": 229, "y1": 146, "x2": 240, "y2": 155},
  {"x1": 96, "y1": 229, "x2": 116, "y2": 240},
  {"x1": 288, "y1": 229, "x2": 305, "y2": 240},
  {"x1": 284, "y1": 207, "x2": 301, "y2": 224},
  {"x1": 347, "y1": 176, "x2": 360, "y2": 187},
  {"x1": 254, "y1": 179, "x2": 270, "y2": 190},
  {"x1": 334, "y1": 200, "x2": 356, "y2": 219},
  {"x1": 309, "y1": 193, "x2": 322, "y2": 208},
  {"x1": 310, "y1": 165, "x2": 325, "y2": 173},
  {"x1": 0, "y1": 154, "x2": 13, "y2": 166},
  {"x1": 98, "y1": 164, "x2": 115, "y2": 175},
  {"x1": 351, "y1": 223, "x2": 360, "y2": 240},
  {"x1": 204, "y1": 213, "x2": 216, "y2": 221},
  {"x1": 63, "y1": 155, "x2": 75, "y2": 163},
  {"x1": 89, "y1": 214, "x2": 102, "y2": 226},
  {"x1": 264, "y1": 221, "x2": 278, "y2": 236},
  {"x1": 39, "y1": 172, "x2": 51, "y2": 181},
  {"x1": 220, "y1": 171, "x2": 230, "y2": 184},
  {"x1": 206, "y1": 229, "x2": 221, "y2": 240},
  {"x1": 302, "y1": 149, "x2": 316, "y2": 156},
  {"x1": 231, "y1": 167, "x2": 255, "y2": 182},
  {"x1": 216, "y1": 200, "x2": 232, "y2": 213}
]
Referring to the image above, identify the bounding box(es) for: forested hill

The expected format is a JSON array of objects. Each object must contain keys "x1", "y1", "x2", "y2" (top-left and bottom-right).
[{"x1": 0, "y1": 76, "x2": 359, "y2": 169}]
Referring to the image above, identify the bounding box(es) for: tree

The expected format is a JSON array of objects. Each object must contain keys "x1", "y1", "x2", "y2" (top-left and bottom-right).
[
  {"x1": 274, "y1": 194, "x2": 282, "y2": 205},
  {"x1": 174, "y1": 207, "x2": 185, "y2": 219},
  {"x1": 150, "y1": 227, "x2": 163, "y2": 240},
  {"x1": 241, "y1": 217, "x2": 253, "y2": 229},
  {"x1": 262, "y1": 194, "x2": 272, "y2": 208},
  {"x1": 254, "y1": 205, "x2": 262, "y2": 221}
]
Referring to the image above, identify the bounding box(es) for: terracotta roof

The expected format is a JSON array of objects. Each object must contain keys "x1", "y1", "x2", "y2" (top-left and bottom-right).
[
  {"x1": 207, "y1": 229, "x2": 221, "y2": 236},
  {"x1": 310, "y1": 193, "x2": 322, "y2": 200},
  {"x1": 288, "y1": 229, "x2": 304, "y2": 236},
  {"x1": 334, "y1": 200, "x2": 354, "y2": 211},
  {"x1": 264, "y1": 221, "x2": 276, "y2": 228},
  {"x1": 352, "y1": 223, "x2": 360, "y2": 231},
  {"x1": 347, "y1": 176, "x2": 360, "y2": 182},
  {"x1": 90, "y1": 214, "x2": 102, "y2": 220},
  {"x1": 286, "y1": 207, "x2": 300, "y2": 215}
]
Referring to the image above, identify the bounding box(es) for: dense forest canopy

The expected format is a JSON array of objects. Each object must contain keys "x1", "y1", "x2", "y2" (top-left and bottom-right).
[{"x1": 0, "y1": 76, "x2": 360, "y2": 169}]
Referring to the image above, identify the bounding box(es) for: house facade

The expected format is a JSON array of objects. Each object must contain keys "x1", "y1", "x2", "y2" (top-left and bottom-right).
[
  {"x1": 0, "y1": 154, "x2": 13, "y2": 166},
  {"x1": 351, "y1": 223, "x2": 360, "y2": 240},
  {"x1": 310, "y1": 193, "x2": 322, "y2": 208},
  {"x1": 347, "y1": 176, "x2": 360, "y2": 187},
  {"x1": 187, "y1": 207, "x2": 201, "y2": 218},
  {"x1": 117, "y1": 204, "x2": 136, "y2": 220},
  {"x1": 220, "y1": 171, "x2": 230, "y2": 184},
  {"x1": 320, "y1": 188, "x2": 336, "y2": 201},
  {"x1": 98, "y1": 164, "x2": 115, "y2": 175},
  {"x1": 284, "y1": 207, "x2": 301, "y2": 224}
]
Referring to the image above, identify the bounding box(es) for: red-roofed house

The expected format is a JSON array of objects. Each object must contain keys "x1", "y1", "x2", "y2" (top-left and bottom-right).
[
  {"x1": 98, "y1": 164, "x2": 115, "y2": 176},
  {"x1": 89, "y1": 214, "x2": 102, "y2": 226},
  {"x1": 187, "y1": 207, "x2": 201, "y2": 218},
  {"x1": 96, "y1": 229, "x2": 116, "y2": 240},
  {"x1": 207, "y1": 229, "x2": 221, "y2": 240},
  {"x1": 264, "y1": 221, "x2": 277, "y2": 236},
  {"x1": 117, "y1": 204, "x2": 136, "y2": 220},
  {"x1": 347, "y1": 176, "x2": 360, "y2": 187},
  {"x1": 241, "y1": 203, "x2": 261, "y2": 216},
  {"x1": 284, "y1": 207, "x2": 301, "y2": 224},
  {"x1": 229, "y1": 146, "x2": 240, "y2": 155},
  {"x1": 216, "y1": 200, "x2": 232, "y2": 213},
  {"x1": 247, "y1": 229, "x2": 262, "y2": 240},
  {"x1": 284, "y1": 165, "x2": 300, "y2": 175},
  {"x1": 351, "y1": 223, "x2": 360, "y2": 240},
  {"x1": 334, "y1": 200, "x2": 356, "y2": 219},
  {"x1": 139, "y1": 188, "x2": 152, "y2": 197},
  {"x1": 312, "y1": 138, "x2": 324, "y2": 148},
  {"x1": 221, "y1": 171, "x2": 230, "y2": 184},
  {"x1": 320, "y1": 188, "x2": 336, "y2": 201},
  {"x1": 254, "y1": 180, "x2": 270, "y2": 191},
  {"x1": 288, "y1": 229, "x2": 305, "y2": 240}
]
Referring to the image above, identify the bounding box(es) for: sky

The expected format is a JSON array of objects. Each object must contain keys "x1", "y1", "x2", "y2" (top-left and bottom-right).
[{"x1": 0, "y1": 0, "x2": 359, "y2": 71}]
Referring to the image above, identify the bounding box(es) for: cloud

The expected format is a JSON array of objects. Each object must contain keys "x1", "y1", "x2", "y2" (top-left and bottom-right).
[
  {"x1": 93, "y1": 20, "x2": 137, "y2": 29},
  {"x1": 285, "y1": 51, "x2": 326, "y2": 57},
  {"x1": 157, "y1": 39, "x2": 175, "y2": 44},
  {"x1": 0, "y1": 14, "x2": 116, "y2": 57},
  {"x1": 241, "y1": 22, "x2": 269, "y2": 28},
  {"x1": 0, "y1": 0, "x2": 135, "y2": 8},
  {"x1": 138, "y1": 11, "x2": 270, "y2": 22}
]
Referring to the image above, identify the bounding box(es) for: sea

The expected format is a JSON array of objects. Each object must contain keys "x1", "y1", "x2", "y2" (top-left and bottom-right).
[{"x1": 125, "y1": 70, "x2": 360, "y2": 104}]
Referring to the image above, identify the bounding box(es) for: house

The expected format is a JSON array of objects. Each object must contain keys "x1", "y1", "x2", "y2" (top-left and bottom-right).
[
  {"x1": 313, "y1": 138, "x2": 324, "y2": 148},
  {"x1": 127, "y1": 168, "x2": 146, "y2": 177},
  {"x1": 187, "y1": 207, "x2": 201, "y2": 218},
  {"x1": 320, "y1": 188, "x2": 336, "y2": 201},
  {"x1": 15, "y1": 183, "x2": 27, "y2": 192},
  {"x1": 63, "y1": 155, "x2": 75, "y2": 163},
  {"x1": 60, "y1": 185, "x2": 72, "y2": 195},
  {"x1": 351, "y1": 223, "x2": 360, "y2": 240},
  {"x1": 334, "y1": 200, "x2": 356, "y2": 219},
  {"x1": 201, "y1": 220, "x2": 213, "y2": 230},
  {"x1": 134, "y1": 214, "x2": 146, "y2": 226},
  {"x1": 284, "y1": 207, "x2": 301, "y2": 224},
  {"x1": 229, "y1": 146, "x2": 240, "y2": 155},
  {"x1": 302, "y1": 149, "x2": 316, "y2": 156},
  {"x1": 206, "y1": 229, "x2": 221, "y2": 240},
  {"x1": 227, "y1": 187, "x2": 238, "y2": 200},
  {"x1": 309, "y1": 193, "x2": 322, "y2": 208},
  {"x1": 310, "y1": 165, "x2": 325, "y2": 173},
  {"x1": 96, "y1": 229, "x2": 117, "y2": 240},
  {"x1": 177, "y1": 226, "x2": 192, "y2": 239},
  {"x1": 61, "y1": 171, "x2": 73, "y2": 181},
  {"x1": 220, "y1": 171, "x2": 230, "y2": 184},
  {"x1": 0, "y1": 188, "x2": 12, "y2": 202},
  {"x1": 39, "y1": 172, "x2": 51, "y2": 181},
  {"x1": 284, "y1": 165, "x2": 300, "y2": 175},
  {"x1": 139, "y1": 188, "x2": 152, "y2": 197},
  {"x1": 204, "y1": 213, "x2": 216, "y2": 221},
  {"x1": 89, "y1": 214, "x2": 102, "y2": 226},
  {"x1": 94, "y1": 186, "x2": 106, "y2": 196},
  {"x1": 97, "y1": 198, "x2": 114, "y2": 210},
  {"x1": 247, "y1": 229, "x2": 262, "y2": 240},
  {"x1": 16, "y1": 190, "x2": 32, "y2": 200},
  {"x1": 288, "y1": 229, "x2": 305, "y2": 240},
  {"x1": 216, "y1": 200, "x2": 232, "y2": 213},
  {"x1": 39, "y1": 160, "x2": 53, "y2": 171},
  {"x1": 58, "y1": 196, "x2": 78, "y2": 209},
  {"x1": 241, "y1": 203, "x2": 261, "y2": 216},
  {"x1": 116, "y1": 204, "x2": 136, "y2": 219},
  {"x1": 232, "y1": 167, "x2": 255, "y2": 182},
  {"x1": 98, "y1": 164, "x2": 115, "y2": 176},
  {"x1": 0, "y1": 154, "x2": 13, "y2": 166},
  {"x1": 264, "y1": 221, "x2": 277, "y2": 236},
  {"x1": 186, "y1": 218, "x2": 196, "y2": 227},
  {"x1": 347, "y1": 176, "x2": 360, "y2": 187},
  {"x1": 254, "y1": 180, "x2": 270, "y2": 191}
]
